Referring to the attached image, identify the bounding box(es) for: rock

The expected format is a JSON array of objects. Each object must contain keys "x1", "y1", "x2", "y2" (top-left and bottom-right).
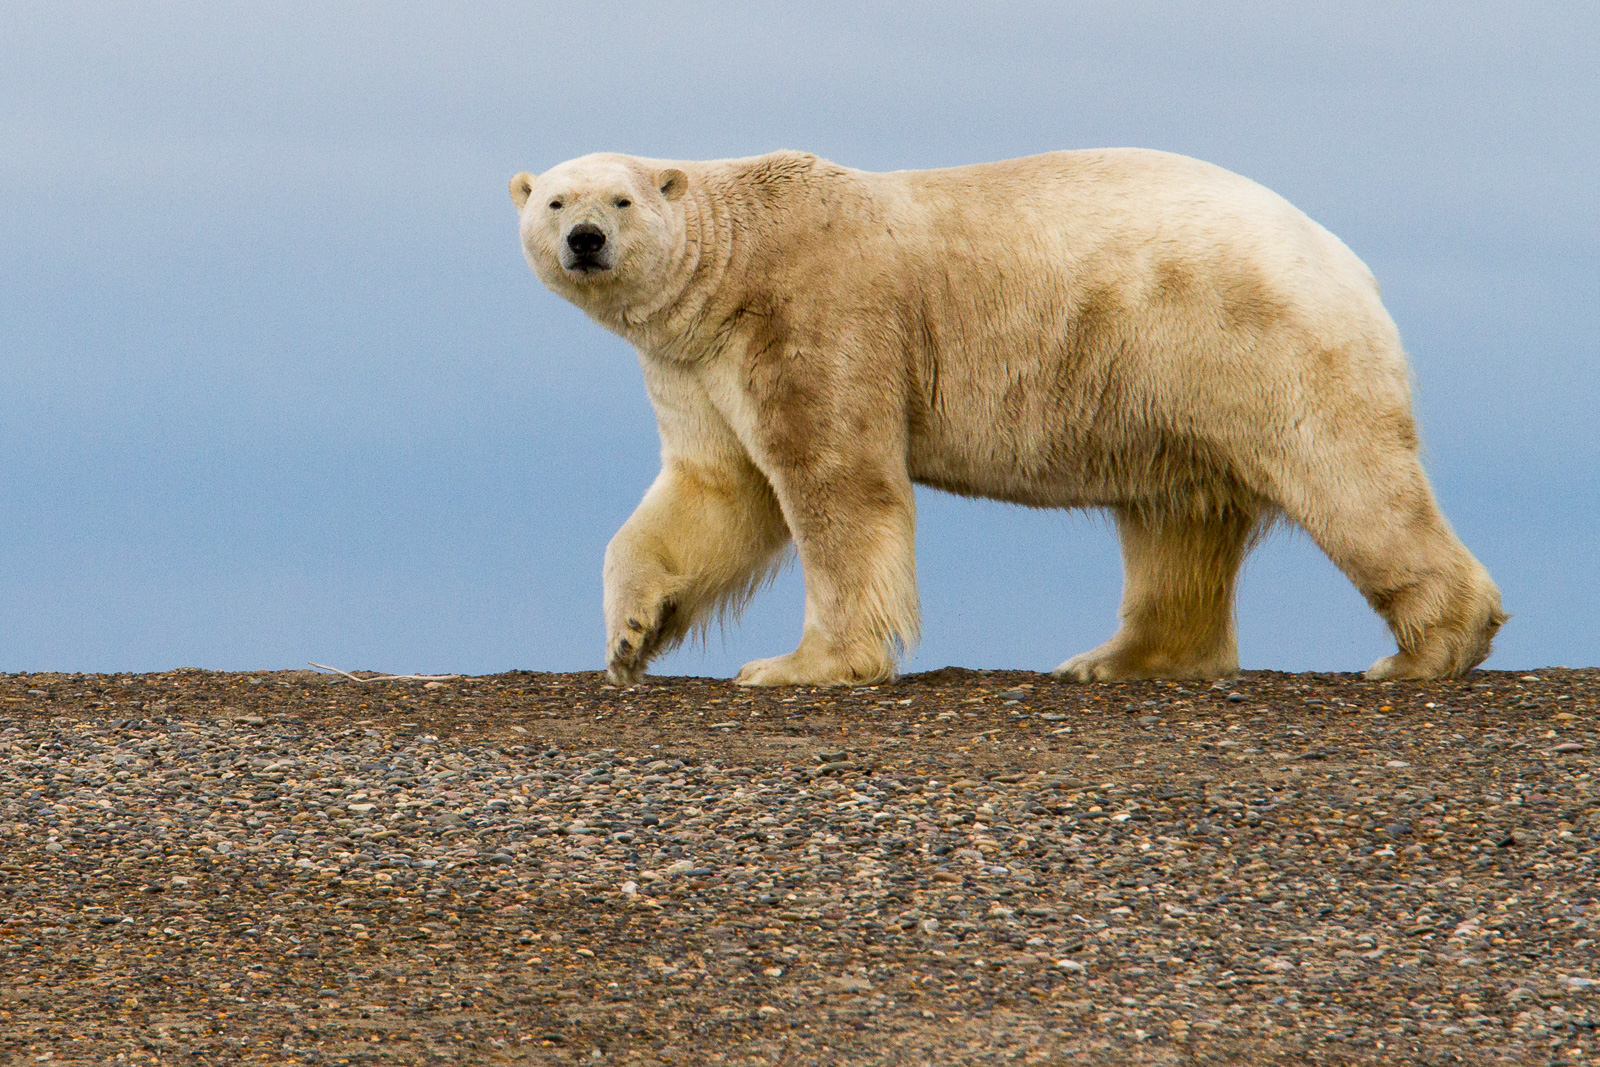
[{"x1": 823, "y1": 976, "x2": 874, "y2": 993}]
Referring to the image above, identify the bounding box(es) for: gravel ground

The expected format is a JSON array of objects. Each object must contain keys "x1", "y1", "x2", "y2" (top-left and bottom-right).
[{"x1": 3, "y1": 666, "x2": 1599, "y2": 1065}]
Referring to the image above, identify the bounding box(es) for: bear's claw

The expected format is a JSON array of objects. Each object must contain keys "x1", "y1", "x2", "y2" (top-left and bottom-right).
[{"x1": 605, "y1": 597, "x2": 678, "y2": 685}]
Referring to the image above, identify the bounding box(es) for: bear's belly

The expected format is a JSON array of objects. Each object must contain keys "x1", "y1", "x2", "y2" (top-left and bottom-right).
[
  {"x1": 906, "y1": 429, "x2": 1109, "y2": 508},
  {"x1": 906, "y1": 419, "x2": 1252, "y2": 515}
]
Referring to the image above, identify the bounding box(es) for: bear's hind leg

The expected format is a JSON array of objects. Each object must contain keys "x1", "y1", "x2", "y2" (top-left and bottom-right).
[
  {"x1": 1288, "y1": 456, "x2": 1505, "y2": 679},
  {"x1": 1055, "y1": 506, "x2": 1259, "y2": 682}
]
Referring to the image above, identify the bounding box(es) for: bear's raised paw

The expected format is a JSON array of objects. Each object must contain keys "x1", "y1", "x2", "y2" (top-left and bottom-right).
[{"x1": 605, "y1": 596, "x2": 680, "y2": 685}]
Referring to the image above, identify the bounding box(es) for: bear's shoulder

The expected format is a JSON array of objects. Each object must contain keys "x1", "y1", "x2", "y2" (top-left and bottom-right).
[{"x1": 712, "y1": 150, "x2": 855, "y2": 191}]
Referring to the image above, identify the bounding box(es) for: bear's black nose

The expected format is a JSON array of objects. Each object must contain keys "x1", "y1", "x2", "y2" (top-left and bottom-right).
[{"x1": 566, "y1": 223, "x2": 606, "y2": 256}]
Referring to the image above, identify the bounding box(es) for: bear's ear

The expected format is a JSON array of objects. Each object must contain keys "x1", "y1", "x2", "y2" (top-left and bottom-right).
[
  {"x1": 656, "y1": 169, "x2": 688, "y2": 202},
  {"x1": 510, "y1": 172, "x2": 537, "y2": 211}
]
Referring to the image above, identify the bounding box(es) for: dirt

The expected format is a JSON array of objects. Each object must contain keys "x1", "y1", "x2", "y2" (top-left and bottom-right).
[{"x1": 2, "y1": 666, "x2": 1598, "y2": 1064}]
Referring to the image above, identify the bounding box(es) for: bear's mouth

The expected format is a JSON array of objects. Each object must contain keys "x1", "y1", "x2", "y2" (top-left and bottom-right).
[{"x1": 563, "y1": 253, "x2": 612, "y2": 275}]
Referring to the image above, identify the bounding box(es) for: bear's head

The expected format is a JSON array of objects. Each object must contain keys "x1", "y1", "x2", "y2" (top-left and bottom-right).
[{"x1": 511, "y1": 154, "x2": 689, "y2": 320}]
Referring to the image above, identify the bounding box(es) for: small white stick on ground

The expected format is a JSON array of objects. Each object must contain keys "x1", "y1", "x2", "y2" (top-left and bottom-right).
[{"x1": 307, "y1": 662, "x2": 460, "y2": 683}]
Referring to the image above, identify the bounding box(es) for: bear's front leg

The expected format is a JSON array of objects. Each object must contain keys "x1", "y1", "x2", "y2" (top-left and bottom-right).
[
  {"x1": 603, "y1": 459, "x2": 790, "y2": 684},
  {"x1": 733, "y1": 461, "x2": 919, "y2": 687}
]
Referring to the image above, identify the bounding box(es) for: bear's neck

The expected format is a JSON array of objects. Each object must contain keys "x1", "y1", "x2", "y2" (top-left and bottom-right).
[{"x1": 615, "y1": 175, "x2": 746, "y2": 362}]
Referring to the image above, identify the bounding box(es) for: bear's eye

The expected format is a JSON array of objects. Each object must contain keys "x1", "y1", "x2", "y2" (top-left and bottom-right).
[
  {"x1": 547, "y1": 200, "x2": 563, "y2": 210},
  {"x1": 614, "y1": 198, "x2": 632, "y2": 208}
]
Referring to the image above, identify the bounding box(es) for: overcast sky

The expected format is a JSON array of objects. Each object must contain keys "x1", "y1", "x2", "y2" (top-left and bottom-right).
[{"x1": 2, "y1": 2, "x2": 1595, "y2": 678}]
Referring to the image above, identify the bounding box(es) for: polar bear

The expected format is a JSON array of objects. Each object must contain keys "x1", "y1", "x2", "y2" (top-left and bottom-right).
[{"x1": 511, "y1": 149, "x2": 1505, "y2": 687}]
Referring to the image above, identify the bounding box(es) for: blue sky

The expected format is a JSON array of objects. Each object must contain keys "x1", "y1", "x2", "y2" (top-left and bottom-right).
[{"x1": 2, "y1": 2, "x2": 1595, "y2": 677}]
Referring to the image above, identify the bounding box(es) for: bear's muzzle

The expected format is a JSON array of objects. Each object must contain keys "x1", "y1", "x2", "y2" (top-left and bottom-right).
[{"x1": 563, "y1": 222, "x2": 611, "y2": 273}]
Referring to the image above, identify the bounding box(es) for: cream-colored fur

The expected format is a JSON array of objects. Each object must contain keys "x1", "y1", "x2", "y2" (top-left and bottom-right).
[{"x1": 510, "y1": 149, "x2": 1505, "y2": 686}]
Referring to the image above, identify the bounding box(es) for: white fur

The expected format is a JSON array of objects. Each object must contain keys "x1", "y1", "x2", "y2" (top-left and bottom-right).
[{"x1": 512, "y1": 149, "x2": 1505, "y2": 686}]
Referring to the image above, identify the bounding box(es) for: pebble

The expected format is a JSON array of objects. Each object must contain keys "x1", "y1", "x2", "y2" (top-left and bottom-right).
[
  {"x1": 2, "y1": 666, "x2": 1598, "y2": 1065},
  {"x1": 824, "y1": 975, "x2": 874, "y2": 993}
]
